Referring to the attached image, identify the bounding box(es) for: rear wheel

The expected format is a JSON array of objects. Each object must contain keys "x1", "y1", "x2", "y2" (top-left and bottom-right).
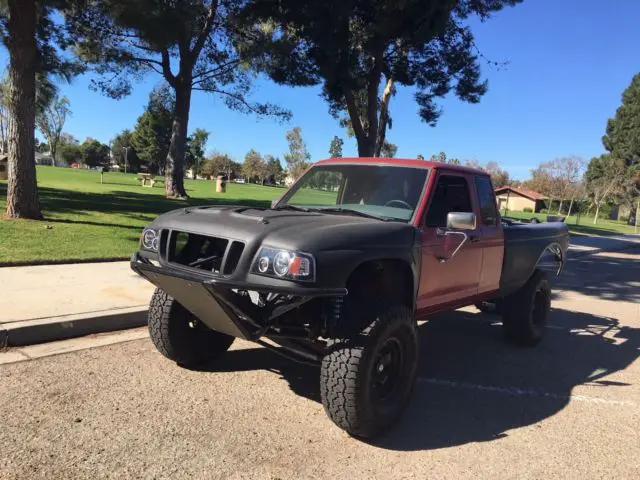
[
  {"x1": 320, "y1": 305, "x2": 418, "y2": 438},
  {"x1": 148, "y1": 288, "x2": 234, "y2": 368},
  {"x1": 501, "y1": 269, "x2": 551, "y2": 346}
]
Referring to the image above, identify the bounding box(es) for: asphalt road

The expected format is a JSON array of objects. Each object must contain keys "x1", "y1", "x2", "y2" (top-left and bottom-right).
[{"x1": 1, "y1": 250, "x2": 639, "y2": 479}]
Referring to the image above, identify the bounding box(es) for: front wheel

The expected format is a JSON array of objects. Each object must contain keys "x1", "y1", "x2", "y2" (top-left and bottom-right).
[
  {"x1": 320, "y1": 305, "x2": 419, "y2": 439},
  {"x1": 501, "y1": 269, "x2": 551, "y2": 346},
  {"x1": 148, "y1": 288, "x2": 235, "y2": 368}
]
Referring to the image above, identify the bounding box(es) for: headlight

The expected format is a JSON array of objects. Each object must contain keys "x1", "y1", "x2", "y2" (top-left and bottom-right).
[
  {"x1": 141, "y1": 228, "x2": 159, "y2": 252},
  {"x1": 252, "y1": 247, "x2": 315, "y2": 282}
]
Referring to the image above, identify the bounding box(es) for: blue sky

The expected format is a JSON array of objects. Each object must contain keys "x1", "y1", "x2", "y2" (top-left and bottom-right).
[{"x1": 2, "y1": 0, "x2": 639, "y2": 180}]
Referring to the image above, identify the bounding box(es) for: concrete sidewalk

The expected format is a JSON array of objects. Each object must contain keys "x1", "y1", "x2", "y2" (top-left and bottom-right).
[
  {"x1": 1, "y1": 233, "x2": 639, "y2": 348},
  {"x1": 0, "y1": 262, "x2": 154, "y2": 348}
]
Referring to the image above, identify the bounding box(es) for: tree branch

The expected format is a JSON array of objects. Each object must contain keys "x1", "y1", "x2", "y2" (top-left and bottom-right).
[
  {"x1": 366, "y1": 52, "x2": 383, "y2": 150},
  {"x1": 192, "y1": 59, "x2": 240, "y2": 81},
  {"x1": 189, "y1": 1, "x2": 219, "y2": 68},
  {"x1": 161, "y1": 48, "x2": 176, "y2": 86},
  {"x1": 345, "y1": 89, "x2": 366, "y2": 147}
]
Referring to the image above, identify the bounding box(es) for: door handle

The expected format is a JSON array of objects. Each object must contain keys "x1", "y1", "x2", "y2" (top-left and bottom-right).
[{"x1": 469, "y1": 235, "x2": 480, "y2": 243}]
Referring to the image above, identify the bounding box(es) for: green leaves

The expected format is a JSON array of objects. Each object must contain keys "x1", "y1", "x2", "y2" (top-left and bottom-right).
[
  {"x1": 130, "y1": 86, "x2": 174, "y2": 173},
  {"x1": 243, "y1": 0, "x2": 522, "y2": 156}
]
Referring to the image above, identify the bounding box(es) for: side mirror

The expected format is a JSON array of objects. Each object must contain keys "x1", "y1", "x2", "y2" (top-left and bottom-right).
[
  {"x1": 446, "y1": 212, "x2": 476, "y2": 231},
  {"x1": 437, "y1": 212, "x2": 476, "y2": 264}
]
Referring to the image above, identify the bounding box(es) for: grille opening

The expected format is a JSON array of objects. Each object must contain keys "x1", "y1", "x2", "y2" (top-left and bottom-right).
[
  {"x1": 169, "y1": 231, "x2": 228, "y2": 273},
  {"x1": 223, "y1": 241, "x2": 245, "y2": 275}
]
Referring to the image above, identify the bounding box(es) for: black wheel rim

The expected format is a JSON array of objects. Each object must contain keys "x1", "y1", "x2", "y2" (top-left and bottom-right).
[{"x1": 372, "y1": 337, "x2": 404, "y2": 401}]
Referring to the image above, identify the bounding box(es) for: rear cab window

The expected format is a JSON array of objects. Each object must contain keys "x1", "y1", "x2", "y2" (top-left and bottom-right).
[{"x1": 475, "y1": 176, "x2": 499, "y2": 227}]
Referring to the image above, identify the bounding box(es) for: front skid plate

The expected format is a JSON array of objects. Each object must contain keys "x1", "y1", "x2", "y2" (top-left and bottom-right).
[{"x1": 140, "y1": 269, "x2": 252, "y2": 340}]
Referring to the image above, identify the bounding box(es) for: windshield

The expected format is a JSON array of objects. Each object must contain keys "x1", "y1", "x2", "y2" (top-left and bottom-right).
[{"x1": 278, "y1": 164, "x2": 429, "y2": 222}]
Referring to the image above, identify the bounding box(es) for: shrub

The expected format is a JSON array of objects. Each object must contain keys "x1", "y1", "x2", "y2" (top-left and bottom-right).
[
  {"x1": 540, "y1": 209, "x2": 548, "y2": 214},
  {"x1": 523, "y1": 207, "x2": 533, "y2": 213}
]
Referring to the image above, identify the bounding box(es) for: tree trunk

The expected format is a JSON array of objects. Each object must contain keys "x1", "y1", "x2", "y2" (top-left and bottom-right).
[
  {"x1": 5, "y1": 0, "x2": 42, "y2": 219},
  {"x1": 593, "y1": 202, "x2": 601, "y2": 225},
  {"x1": 567, "y1": 196, "x2": 575, "y2": 218},
  {"x1": 374, "y1": 77, "x2": 395, "y2": 158},
  {"x1": 557, "y1": 199, "x2": 563, "y2": 214},
  {"x1": 50, "y1": 140, "x2": 57, "y2": 167},
  {"x1": 165, "y1": 83, "x2": 191, "y2": 199},
  {"x1": 635, "y1": 199, "x2": 639, "y2": 233}
]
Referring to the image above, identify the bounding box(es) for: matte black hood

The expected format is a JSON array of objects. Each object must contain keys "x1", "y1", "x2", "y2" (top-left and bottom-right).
[{"x1": 149, "y1": 205, "x2": 418, "y2": 252}]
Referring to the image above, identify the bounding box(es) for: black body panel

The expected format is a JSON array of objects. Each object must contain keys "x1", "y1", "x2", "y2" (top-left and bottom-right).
[{"x1": 500, "y1": 221, "x2": 569, "y2": 296}]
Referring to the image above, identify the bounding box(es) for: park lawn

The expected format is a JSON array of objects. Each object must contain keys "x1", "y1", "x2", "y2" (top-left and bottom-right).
[
  {"x1": 0, "y1": 167, "x2": 284, "y2": 265},
  {"x1": 503, "y1": 211, "x2": 637, "y2": 236}
]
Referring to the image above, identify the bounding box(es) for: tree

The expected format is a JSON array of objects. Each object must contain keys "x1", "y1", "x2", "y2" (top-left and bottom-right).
[
  {"x1": 329, "y1": 136, "x2": 344, "y2": 158},
  {"x1": 245, "y1": 0, "x2": 521, "y2": 157},
  {"x1": 264, "y1": 154, "x2": 284, "y2": 184},
  {"x1": 1, "y1": 0, "x2": 82, "y2": 218},
  {"x1": 430, "y1": 152, "x2": 447, "y2": 163},
  {"x1": 57, "y1": 133, "x2": 81, "y2": 165},
  {"x1": 36, "y1": 94, "x2": 71, "y2": 167},
  {"x1": 551, "y1": 156, "x2": 585, "y2": 213},
  {"x1": 111, "y1": 129, "x2": 140, "y2": 172},
  {"x1": 601, "y1": 73, "x2": 640, "y2": 207},
  {"x1": 80, "y1": 138, "x2": 110, "y2": 167},
  {"x1": 585, "y1": 154, "x2": 627, "y2": 224},
  {"x1": 185, "y1": 128, "x2": 209, "y2": 175},
  {"x1": 131, "y1": 87, "x2": 174, "y2": 173},
  {"x1": 485, "y1": 161, "x2": 510, "y2": 188},
  {"x1": 70, "y1": 0, "x2": 290, "y2": 199},
  {"x1": 429, "y1": 151, "x2": 462, "y2": 165},
  {"x1": 0, "y1": 75, "x2": 8, "y2": 154},
  {"x1": 417, "y1": 154, "x2": 425, "y2": 161},
  {"x1": 380, "y1": 141, "x2": 397, "y2": 158},
  {"x1": 284, "y1": 127, "x2": 310, "y2": 180},
  {"x1": 243, "y1": 149, "x2": 266, "y2": 183}
]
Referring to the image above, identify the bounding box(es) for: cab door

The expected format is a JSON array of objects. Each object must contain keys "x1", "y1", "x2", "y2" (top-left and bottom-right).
[
  {"x1": 416, "y1": 172, "x2": 483, "y2": 314},
  {"x1": 474, "y1": 175, "x2": 504, "y2": 296}
]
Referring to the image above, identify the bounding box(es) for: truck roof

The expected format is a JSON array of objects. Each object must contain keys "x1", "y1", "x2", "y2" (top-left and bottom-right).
[{"x1": 315, "y1": 157, "x2": 488, "y2": 176}]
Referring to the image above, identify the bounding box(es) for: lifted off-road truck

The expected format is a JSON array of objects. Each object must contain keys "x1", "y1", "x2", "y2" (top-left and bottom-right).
[{"x1": 131, "y1": 158, "x2": 569, "y2": 438}]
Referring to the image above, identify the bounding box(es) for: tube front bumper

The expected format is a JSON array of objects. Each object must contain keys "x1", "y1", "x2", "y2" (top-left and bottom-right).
[{"x1": 130, "y1": 253, "x2": 346, "y2": 341}]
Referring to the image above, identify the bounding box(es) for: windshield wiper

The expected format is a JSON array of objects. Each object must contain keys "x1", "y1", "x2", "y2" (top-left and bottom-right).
[
  {"x1": 272, "y1": 204, "x2": 311, "y2": 212},
  {"x1": 312, "y1": 207, "x2": 390, "y2": 222}
]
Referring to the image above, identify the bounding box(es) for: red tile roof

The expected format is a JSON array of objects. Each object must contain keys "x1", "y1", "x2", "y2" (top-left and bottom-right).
[{"x1": 494, "y1": 186, "x2": 548, "y2": 201}]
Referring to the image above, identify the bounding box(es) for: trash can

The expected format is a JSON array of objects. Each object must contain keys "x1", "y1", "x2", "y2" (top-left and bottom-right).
[{"x1": 216, "y1": 175, "x2": 226, "y2": 193}]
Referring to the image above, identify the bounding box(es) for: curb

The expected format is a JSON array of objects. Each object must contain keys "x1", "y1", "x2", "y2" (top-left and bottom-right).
[{"x1": 0, "y1": 306, "x2": 148, "y2": 349}]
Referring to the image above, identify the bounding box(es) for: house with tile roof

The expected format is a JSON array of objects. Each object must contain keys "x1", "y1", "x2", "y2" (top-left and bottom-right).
[{"x1": 495, "y1": 186, "x2": 548, "y2": 213}]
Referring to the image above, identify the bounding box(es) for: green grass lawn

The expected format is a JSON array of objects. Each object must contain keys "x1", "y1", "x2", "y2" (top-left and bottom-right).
[
  {"x1": 1, "y1": 167, "x2": 637, "y2": 265},
  {"x1": 503, "y1": 210, "x2": 637, "y2": 236},
  {"x1": 0, "y1": 167, "x2": 285, "y2": 265}
]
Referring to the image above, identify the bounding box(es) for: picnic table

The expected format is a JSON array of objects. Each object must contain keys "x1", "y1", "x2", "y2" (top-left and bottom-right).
[{"x1": 137, "y1": 173, "x2": 164, "y2": 188}]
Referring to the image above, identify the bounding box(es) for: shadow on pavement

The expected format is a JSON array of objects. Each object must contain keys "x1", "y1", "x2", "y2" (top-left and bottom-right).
[
  {"x1": 195, "y1": 306, "x2": 638, "y2": 451},
  {"x1": 552, "y1": 252, "x2": 640, "y2": 303}
]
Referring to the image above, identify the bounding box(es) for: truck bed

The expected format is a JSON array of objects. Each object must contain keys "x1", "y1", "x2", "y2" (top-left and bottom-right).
[{"x1": 499, "y1": 220, "x2": 570, "y2": 297}]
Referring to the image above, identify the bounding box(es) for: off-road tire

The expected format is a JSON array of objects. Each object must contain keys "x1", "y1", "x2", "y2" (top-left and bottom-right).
[
  {"x1": 320, "y1": 305, "x2": 419, "y2": 439},
  {"x1": 501, "y1": 269, "x2": 551, "y2": 346},
  {"x1": 148, "y1": 288, "x2": 234, "y2": 367}
]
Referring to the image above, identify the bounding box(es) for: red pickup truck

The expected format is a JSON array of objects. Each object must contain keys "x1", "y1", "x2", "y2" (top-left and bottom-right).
[{"x1": 131, "y1": 157, "x2": 570, "y2": 439}]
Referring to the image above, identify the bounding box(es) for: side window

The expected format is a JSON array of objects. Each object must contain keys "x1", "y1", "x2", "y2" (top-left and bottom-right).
[
  {"x1": 475, "y1": 176, "x2": 499, "y2": 226},
  {"x1": 425, "y1": 175, "x2": 473, "y2": 228}
]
